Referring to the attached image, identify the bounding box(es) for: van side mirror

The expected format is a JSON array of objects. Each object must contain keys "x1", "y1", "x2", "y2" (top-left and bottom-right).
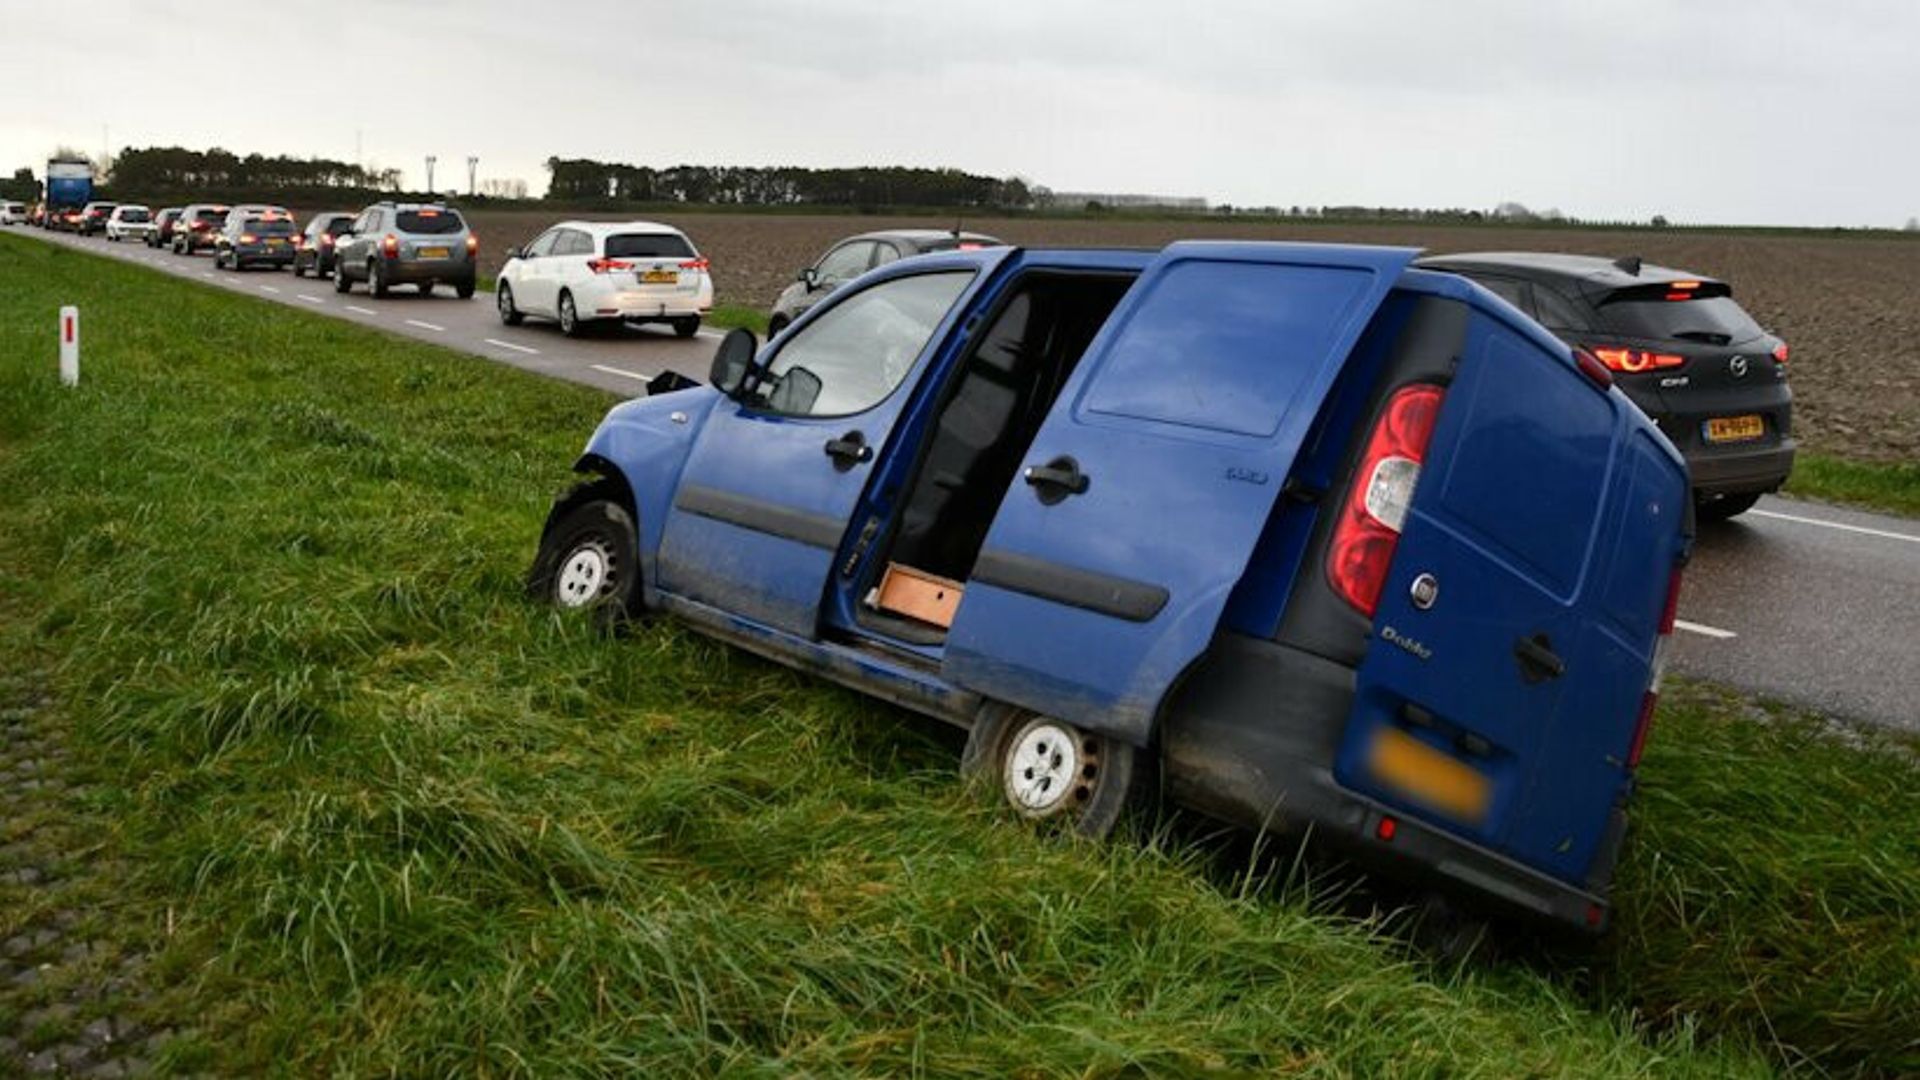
[{"x1": 709, "y1": 328, "x2": 759, "y2": 396}]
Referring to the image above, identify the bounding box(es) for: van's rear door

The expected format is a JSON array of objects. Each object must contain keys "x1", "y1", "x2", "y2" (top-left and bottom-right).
[
  {"x1": 944, "y1": 242, "x2": 1417, "y2": 745},
  {"x1": 1335, "y1": 294, "x2": 1690, "y2": 885}
]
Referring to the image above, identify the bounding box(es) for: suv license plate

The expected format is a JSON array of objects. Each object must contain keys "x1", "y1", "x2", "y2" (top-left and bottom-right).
[
  {"x1": 1704, "y1": 414, "x2": 1765, "y2": 443},
  {"x1": 418, "y1": 246, "x2": 450, "y2": 259},
  {"x1": 641, "y1": 269, "x2": 677, "y2": 284}
]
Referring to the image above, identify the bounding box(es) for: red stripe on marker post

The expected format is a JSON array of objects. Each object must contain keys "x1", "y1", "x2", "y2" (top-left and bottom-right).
[{"x1": 59, "y1": 305, "x2": 79, "y2": 386}]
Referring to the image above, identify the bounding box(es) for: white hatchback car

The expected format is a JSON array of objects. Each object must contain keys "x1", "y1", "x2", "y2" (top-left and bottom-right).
[
  {"x1": 0, "y1": 201, "x2": 27, "y2": 225},
  {"x1": 105, "y1": 204, "x2": 156, "y2": 242},
  {"x1": 496, "y1": 220, "x2": 713, "y2": 337}
]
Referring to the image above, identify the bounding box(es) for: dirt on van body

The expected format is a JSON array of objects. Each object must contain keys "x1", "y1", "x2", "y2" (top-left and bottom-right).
[{"x1": 443, "y1": 209, "x2": 1919, "y2": 465}]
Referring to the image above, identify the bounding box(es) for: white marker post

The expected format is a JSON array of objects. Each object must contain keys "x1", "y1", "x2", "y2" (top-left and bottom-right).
[{"x1": 59, "y1": 306, "x2": 79, "y2": 386}]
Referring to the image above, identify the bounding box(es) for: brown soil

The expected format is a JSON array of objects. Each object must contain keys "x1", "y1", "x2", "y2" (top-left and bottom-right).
[{"x1": 450, "y1": 209, "x2": 1920, "y2": 464}]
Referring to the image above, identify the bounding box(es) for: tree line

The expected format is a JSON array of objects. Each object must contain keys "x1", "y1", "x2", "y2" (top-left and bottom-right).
[{"x1": 543, "y1": 158, "x2": 1040, "y2": 209}]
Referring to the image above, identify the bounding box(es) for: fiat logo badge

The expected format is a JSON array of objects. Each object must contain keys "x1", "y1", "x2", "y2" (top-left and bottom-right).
[{"x1": 1410, "y1": 573, "x2": 1440, "y2": 610}]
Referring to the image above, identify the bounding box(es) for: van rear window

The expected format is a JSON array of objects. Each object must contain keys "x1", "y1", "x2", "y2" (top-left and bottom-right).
[
  {"x1": 397, "y1": 210, "x2": 463, "y2": 235},
  {"x1": 604, "y1": 233, "x2": 694, "y2": 259}
]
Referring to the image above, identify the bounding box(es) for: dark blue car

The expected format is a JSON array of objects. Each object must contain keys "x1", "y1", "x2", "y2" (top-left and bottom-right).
[{"x1": 529, "y1": 242, "x2": 1691, "y2": 932}]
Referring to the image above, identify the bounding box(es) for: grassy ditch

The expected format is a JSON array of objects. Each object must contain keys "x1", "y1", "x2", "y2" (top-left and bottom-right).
[
  {"x1": 1, "y1": 231, "x2": 1912, "y2": 1074},
  {"x1": 1782, "y1": 453, "x2": 1920, "y2": 518}
]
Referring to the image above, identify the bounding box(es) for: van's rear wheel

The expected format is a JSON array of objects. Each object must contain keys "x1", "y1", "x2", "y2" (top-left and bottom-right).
[{"x1": 962, "y1": 706, "x2": 1144, "y2": 839}]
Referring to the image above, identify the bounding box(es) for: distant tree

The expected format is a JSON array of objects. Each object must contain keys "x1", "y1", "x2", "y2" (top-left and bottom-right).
[
  {"x1": 1651, "y1": 214, "x2": 1671, "y2": 228},
  {"x1": 0, "y1": 167, "x2": 39, "y2": 201},
  {"x1": 1083, "y1": 200, "x2": 1107, "y2": 213},
  {"x1": 1492, "y1": 200, "x2": 1534, "y2": 221},
  {"x1": 480, "y1": 178, "x2": 530, "y2": 200},
  {"x1": 1905, "y1": 216, "x2": 1919, "y2": 232}
]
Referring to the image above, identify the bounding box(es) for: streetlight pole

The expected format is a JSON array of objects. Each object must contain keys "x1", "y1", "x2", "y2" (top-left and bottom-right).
[
  {"x1": 424, "y1": 155, "x2": 437, "y2": 196},
  {"x1": 467, "y1": 156, "x2": 478, "y2": 198}
]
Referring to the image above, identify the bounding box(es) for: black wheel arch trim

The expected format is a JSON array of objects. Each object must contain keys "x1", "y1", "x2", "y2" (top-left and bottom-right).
[{"x1": 971, "y1": 549, "x2": 1169, "y2": 622}]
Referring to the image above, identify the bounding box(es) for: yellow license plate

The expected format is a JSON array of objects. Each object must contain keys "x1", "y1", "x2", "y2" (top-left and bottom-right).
[
  {"x1": 418, "y1": 246, "x2": 450, "y2": 259},
  {"x1": 642, "y1": 269, "x2": 678, "y2": 284},
  {"x1": 1367, "y1": 726, "x2": 1491, "y2": 824},
  {"x1": 1704, "y1": 414, "x2": 1765, "y2": 443}
]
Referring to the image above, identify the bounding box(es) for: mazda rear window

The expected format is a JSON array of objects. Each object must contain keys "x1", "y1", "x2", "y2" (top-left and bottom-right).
[
  {"x1": 397, "y1": 210, "x2": 463, "y2": 234},
  {"x1": 1600, "y1": 284, "x2": 1764, "y2": 344},
  {"x1": 604, "y1": 233, "x2": 695, "y2": 259}
]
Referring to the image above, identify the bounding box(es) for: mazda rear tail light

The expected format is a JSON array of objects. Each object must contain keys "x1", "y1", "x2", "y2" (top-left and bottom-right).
[
  {"x1": 1327, "y1": 383, "x2": 1446, "y2": 616},
  {"x1": 1772, "y1": 342, "x2": 1789, "y2": 364},
  {"x1": 1587, "y1": 346, "x2": 1686, "y2": 373}
]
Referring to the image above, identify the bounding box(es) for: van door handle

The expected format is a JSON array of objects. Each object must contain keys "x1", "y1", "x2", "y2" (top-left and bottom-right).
[
  {"x1": 1023, "y1": 455, "x2": 1090, "y2": 505},
  {"x1": 824, "y1": 430, "x2": 872, "y2": 470},
  {"x1": 1513, "y1": 633, "x2": 1566, "y2": 684}
]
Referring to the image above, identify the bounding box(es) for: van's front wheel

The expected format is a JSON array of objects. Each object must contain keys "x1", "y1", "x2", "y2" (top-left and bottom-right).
[
  {"x1": 527, "y1": 499, "x2": 641, "y2": 623},
  {"x1": 962, "y1": 706, "x2": 1144, "y2": 839}
]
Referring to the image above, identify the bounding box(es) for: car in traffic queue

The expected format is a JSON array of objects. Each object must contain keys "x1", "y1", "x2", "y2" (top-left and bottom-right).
[
  {"x1": 527, "y1": 240, "x2": 1693, "y2": 934},
  {"x1": 332, "y1": 201, "x2": 478, "y2": 298},
  {"x1": 0, "y1": 201, "x2": 27, "y2": 225},
  {"x1": 148, "y1": 207, "x2": 184, "y2": 248},
  {"x1": 214, "y1": 206, "x2": 298, "y2": 271},
  {"x1": 104, "y1": 204, "x2": 156, "y2": 242},
  {"x1": 1417, "y1": 253, "x2": 1794, "y2": 519},
  {"x1": 767, "y1": 228, "x2": 1003, "y2": 336},
  {"x1": 496, "y1": 220, "x2": 713, "y2": 338},
  {"x1": 172, "y1": 203, "x2": 232, "y2": 254},
  {"x1": 292, "y1": 211, "x2": 355, "y2": 278},
  {"x1": 75, "y1": 200, "x2": 117, "y2": 236}
]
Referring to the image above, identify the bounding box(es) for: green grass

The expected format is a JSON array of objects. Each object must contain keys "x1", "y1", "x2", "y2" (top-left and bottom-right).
[
  {"x1": 705, "y1": 303, "x2": 771, "y2": 336},
  {"x1": 1782, "y1": 453, "x2": 1920, "y2": 518},
  {"x1": 2, "y1": 230, "x2": 1915, "y2": 1075}
]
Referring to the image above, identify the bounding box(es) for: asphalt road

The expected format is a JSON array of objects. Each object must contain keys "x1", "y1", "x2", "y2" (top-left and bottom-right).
[
  {"x1": 14, "y1": 225, "x2": 1920, "y2": 732},
  {"x1": 21, "y1": 224, "x2": 716, "y2": 396}
]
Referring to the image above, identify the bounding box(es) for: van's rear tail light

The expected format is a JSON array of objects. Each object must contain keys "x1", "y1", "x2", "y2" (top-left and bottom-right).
[
  {"x1": 381, "y1": 233, "x2": 398, "y2": 258},
  {"x1": 678, "y1": 257, "x2": 710, "y2": 272},
  {"x1": 1588, "y1": 346, "x2": 1686, "y2": 373},
  {"x1": 587, "y1": 258, "x2": 635, "y2": 274},
  {"x1": 1627, "y1": 566, "x2": 1685, "y2": 770},
  {"x1": 1327, "y1": 383, "x2": 1445, "y2": 617},
  {"x1": 1772, "y1": 342, "x2": 1789, "y2": 364}
]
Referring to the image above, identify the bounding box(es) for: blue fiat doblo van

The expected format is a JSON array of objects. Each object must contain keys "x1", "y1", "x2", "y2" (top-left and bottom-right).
[{"x1": 529, "y1": 242, "x2": 1691, "y2": 932}]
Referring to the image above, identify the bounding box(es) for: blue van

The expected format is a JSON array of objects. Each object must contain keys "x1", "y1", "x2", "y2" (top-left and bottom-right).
[{"x1": 530, "y1": 242, "x2": 1692, "y2": 932}]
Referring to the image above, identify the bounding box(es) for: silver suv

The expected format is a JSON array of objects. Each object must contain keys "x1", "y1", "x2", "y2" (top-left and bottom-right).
[{"x1": 332, "y1": 201, "x2": 477, "y2": 298}]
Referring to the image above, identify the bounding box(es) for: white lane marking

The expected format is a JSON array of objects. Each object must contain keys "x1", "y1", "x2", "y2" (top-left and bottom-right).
[
  {"x1": 484, "y1": 338, "x2": 540, "y2": 355},
  {"x1": 200, "y1": 271, "x2": 214, "y2": 278},
  {"x1": 1749, "y1": 508, "x2": 1920, "y2": 546},
  {"x1": 258, "y1": 285, "x2": 280, "y2": 294},
  {"x1": 695, "y1": 330, "x2": 726, "y2": 341},
  {"x1": 1675, "y1": 619, "x2": 1738, "y2": 640},
  {"x1": 296, "y1": 294, "x2": 324, "y2": 304},
  {"x1": 345, "y1": 305, "x2": 378, "y2": 316},
  {"x1": 404, "y1": 319, "x2": 446, "y2": 332},
  {"x1": 590, "y1": 364, "x2": 651, "y2": 382}
]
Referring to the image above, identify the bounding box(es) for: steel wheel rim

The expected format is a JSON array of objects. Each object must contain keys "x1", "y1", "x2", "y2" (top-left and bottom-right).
[
  {"x1": 1004, "y1": 717, "x2": 1094, "y2": 816},
  {"x1": 554, "y1": 537, "x2": 617, "y2": 608}
]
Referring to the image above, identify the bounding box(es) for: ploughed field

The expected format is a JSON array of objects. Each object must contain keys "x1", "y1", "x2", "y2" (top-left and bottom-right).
[{"x1": 457, "y1": 209, "x2": 1920, "y2": 466}]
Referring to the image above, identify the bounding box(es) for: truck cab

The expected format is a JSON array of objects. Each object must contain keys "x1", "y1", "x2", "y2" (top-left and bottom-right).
[{"x1": 530, "y1": 241, "x2": 1691, "y2": 932}]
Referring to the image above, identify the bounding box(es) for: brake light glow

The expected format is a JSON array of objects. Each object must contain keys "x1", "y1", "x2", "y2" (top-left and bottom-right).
[
  {"x1": 1773, "y1": 342, "x2": 1789, "y2": 364},
  {"x1": 1589, "y1": 346, "x2": 1686, "y2": 373},
  {"x1": 381, "y1": 234, "x2": 398, "y2": 258},
  {"x1": 1327, "y1": 383, "x2": 1445, "y2": 617},
  {"x1": 240, "y1": 233, "x2": 257, "y2": 244},
  {"x1": 678, "y1": 257, "x2": 710, "y2": 272},
  {"x1": 586, "y1": 258, "x2": 634, "y2": 274},
  {"x1": 418, "y1": 209, "x2": 439, "y2": 217},
  {"x1": 1669, "y1": 280, "x2": 1701, "y2": 291},
  {"x1": 320, "y1": 234, "x2": 335, "y2": 247},
  {"x1": 465, "y1": 234, "x2": 478, "y2": 255},
  {"x1": 1627, "y1": 567, "x2": 1685, "y2": 770}
]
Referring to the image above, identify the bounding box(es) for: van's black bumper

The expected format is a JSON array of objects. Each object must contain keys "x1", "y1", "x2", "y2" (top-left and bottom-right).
[{"x1": 1161, "y1": 634, "x2": 1618, "y2": 932}]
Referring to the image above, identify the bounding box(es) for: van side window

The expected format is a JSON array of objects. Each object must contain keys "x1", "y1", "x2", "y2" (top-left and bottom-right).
[
  {"x1": 1082, "y1": 259, "x2": 1380, "y2": 439},
  {"x1": 751, "y1": 271, "x2": 972, "y2": 418}
]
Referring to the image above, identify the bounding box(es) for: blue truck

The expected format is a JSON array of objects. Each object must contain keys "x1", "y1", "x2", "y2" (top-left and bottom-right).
[
  {"x1": 529, "y1": 241, "x2": 1692, "y2": 932},
  {"x1": 43, "y1": 157, "x2": 95, "y2": 227}
]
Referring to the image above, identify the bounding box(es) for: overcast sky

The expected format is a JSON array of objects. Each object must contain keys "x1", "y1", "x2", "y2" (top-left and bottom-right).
[{"x1": 3, "y1": 0, "x2": 1915, "y2": 226}]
